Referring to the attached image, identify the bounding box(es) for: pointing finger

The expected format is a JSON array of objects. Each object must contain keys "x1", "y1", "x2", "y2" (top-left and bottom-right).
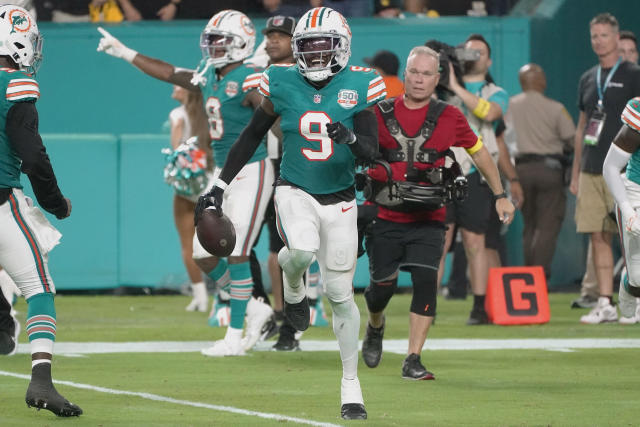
[{"x1": 97, "y1": 26, "x2": 112, "y2": 38}]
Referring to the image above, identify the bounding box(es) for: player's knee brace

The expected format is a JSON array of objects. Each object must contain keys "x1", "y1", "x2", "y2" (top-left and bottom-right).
[
  {"x1": 278, "y1": 247, "x2": 314, "y2": 282},
  {"x1": 364, "y1": 278, "x2": 397, "y2": 314},
  {"x1": 410, "y1": 267, "x2": 437, "y2": 316}
]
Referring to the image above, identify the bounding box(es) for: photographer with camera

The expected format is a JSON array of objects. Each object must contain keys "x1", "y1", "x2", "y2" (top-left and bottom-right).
[
  {"x1": 360, "y1": 46, "x2": 514, "y2": 380},
  {"x1": 437, "y1": 34, "x2": 514, "y2": 325}
]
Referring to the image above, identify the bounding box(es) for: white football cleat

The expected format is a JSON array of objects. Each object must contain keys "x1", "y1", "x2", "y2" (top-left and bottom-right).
[{"x1": 242, "y1": 297, "x2": 274, "y2": 351}]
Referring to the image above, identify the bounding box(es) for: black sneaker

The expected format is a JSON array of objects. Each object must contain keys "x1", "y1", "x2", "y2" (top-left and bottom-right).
[
  {"x1": 25, "y1": 364, "x2": 83, "y2": 417},
  {"x1": 402, "y1": 353, "x2": 435, "y2": 380},
  {"x1": 466, "y1": 308, "x2": 489, "y2": 325},
  {"x1": 361, "y1": 317, "x2": 384, "y2": 368},
  {"x1": 571, "y1": 295, "x2": 598, "y2": 309},
  {"x1": 341, "y1": 403, "x2": 367, "y2": 420},
  {"x1": 284, "y1": 296, "x2": 310, "y2": 331},
  {"x1": 0, "y1": 313, "x2": 18, "y2": 356}
]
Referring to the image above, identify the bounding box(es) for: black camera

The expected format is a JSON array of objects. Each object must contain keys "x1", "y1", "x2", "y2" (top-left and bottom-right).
[{"x1": 424, "y1": 40, "x2": 480, "y2": 100}]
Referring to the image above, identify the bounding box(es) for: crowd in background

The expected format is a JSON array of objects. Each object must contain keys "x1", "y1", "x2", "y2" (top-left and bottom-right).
[{"x1": 18, "y1": 0, "x2": 519, "y2": 22}]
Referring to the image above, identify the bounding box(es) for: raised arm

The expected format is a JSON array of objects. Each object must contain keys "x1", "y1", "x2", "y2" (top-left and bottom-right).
[{"x1": 96, "y1": 27, "x2": 198, "y2": 91}]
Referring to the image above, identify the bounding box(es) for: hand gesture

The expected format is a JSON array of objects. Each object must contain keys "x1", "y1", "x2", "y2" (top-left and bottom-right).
[
  {"x1": 326, "y1": 121, "x2": 356, "y2": 145},
  {"x1": 496, "y1": 197, "x2": 515, "y2": 225},
  {"x1": 194, "y1": 186, "x2": 224, "y2": 225},
  {"x1": 56, "y1": 198, "x2": 72, "y2": 220},
  {"x1": 96, "y1": 27, "x2": 137, "y2": 63}
]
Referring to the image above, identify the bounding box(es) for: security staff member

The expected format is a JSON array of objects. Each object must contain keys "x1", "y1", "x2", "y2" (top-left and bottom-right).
[{"x1": 361, "y1": 46, "x2": 514, "y2": 380}]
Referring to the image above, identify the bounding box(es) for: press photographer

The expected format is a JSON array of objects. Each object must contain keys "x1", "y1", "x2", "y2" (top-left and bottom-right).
[{"x1": 359, "y1": 46, "x2": 514, "y2": 380}]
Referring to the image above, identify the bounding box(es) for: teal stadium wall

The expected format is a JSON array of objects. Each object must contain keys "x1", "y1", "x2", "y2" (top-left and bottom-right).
[{"x1": 20, "y1": 6, "x2": 610, "y2": 290}]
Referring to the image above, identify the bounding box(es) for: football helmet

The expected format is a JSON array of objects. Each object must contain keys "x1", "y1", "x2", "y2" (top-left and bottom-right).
[
  {"x1": 292, "y1": 7, "x2": 351, "y2": 82},
  {"x1": 0, "y1": 5, "x2": 42, "y2": 74},
  {"x1": 200, "y1": 10, "x2": 256, "y2": 69}
]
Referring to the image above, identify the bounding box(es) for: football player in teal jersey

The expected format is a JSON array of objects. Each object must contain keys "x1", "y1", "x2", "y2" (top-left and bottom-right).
[
  {"x1": 97, "y1": 10, "x2": 275, "y2": 356},
  {"x1": 0, "y1": 5, "x2": 82, "y2": 416},
  {"x1": 196, "y1": 7, "x2": 385, "y2": 420},
  {"x1": 603, "y1": 97, "x2": 640, "y2": 324}
]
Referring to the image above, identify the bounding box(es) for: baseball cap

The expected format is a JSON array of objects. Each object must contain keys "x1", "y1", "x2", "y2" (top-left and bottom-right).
[
  {"x1": 262, "y1": 16, "x2": 296, "y2": 37},
  {"x1": 364, "y1": 50, "x2": 400, "y2": 76}
]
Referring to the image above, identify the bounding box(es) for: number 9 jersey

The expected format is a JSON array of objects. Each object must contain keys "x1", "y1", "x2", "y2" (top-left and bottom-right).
[{"x1": 258, "y1": 64, "x2": 386, "y2": 195}]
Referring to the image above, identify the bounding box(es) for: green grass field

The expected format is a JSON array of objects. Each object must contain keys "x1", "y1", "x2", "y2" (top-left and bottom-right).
[{"x1": 1, "y1": 292, "x2": 639, "y2": 426}]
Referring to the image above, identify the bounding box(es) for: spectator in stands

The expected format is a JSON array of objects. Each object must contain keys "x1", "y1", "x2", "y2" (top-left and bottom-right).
[
  {"x1": 570, "y1": 13, "x2": 640, "y2": 324},
  {"x1": 364, "y1": 50, "x2": 404, "y2": 98},
  {"x1": 507, "y1": 63, "x2": 575, "y2": 278},
  {"x1": 439, "y1": 33, "x2": 509, "y2": 325}
]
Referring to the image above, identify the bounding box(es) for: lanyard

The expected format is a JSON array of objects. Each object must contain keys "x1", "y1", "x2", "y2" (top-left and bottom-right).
[{"x1": 596, "y1": 56, "x2": 622, "y2": 108}]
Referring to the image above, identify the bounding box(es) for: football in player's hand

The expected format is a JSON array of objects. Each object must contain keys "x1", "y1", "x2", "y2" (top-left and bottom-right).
[{"x1": 196, "y1": 207, "x2": 236, "y2": 257}]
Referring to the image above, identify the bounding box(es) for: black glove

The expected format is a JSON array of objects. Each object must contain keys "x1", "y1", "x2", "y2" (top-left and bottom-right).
[
  {"x1": 194, "y1": 185, "x2": 224, "y2": 224},
  {"x1": 326, "y1": 121, "x2": 356, "y2": 145}
]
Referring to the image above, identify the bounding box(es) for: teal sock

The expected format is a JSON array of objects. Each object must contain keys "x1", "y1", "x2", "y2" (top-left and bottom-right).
[
  {"x1": 229, "y1": 262, "x2": 253, "y2": 329},
  {"x1": 208, "y1": 259, "x2": 230, "y2": 293},
  {"x1": 26, "y1": 293, "x2": 56, "y2": 342}
]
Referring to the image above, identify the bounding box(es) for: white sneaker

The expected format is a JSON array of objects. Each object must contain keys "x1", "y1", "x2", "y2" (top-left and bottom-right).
[
  {"x1": 580, "y1": 297, "x2": 618, "y2": 324},
  {"x1": 242, "y1": 297, "x2": 274, "y2": 351},
  {"x1": 341, "y1": 377, "x2": 364, "y2": 406},
  {"x1": 201, "y1": 338, "x2": 246, "y2": 357}
]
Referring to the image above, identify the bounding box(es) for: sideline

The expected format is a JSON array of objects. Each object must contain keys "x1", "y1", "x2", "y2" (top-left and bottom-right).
[
  {"x1": 12, "y1": 338, "x2": 640, "y2": 355},
  {"x1": 0, "y1": 370, "x2": 342, "y2": 427}
]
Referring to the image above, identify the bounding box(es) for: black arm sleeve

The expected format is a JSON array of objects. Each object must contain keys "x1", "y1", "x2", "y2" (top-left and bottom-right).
[
  {"x1": 349, "y1": 109, "x2": 379, "y2": 161},
  {"x1": 218, "y1": 106, "x2": 278, "y2": 184},
  {"x1": 6, "y1": 102, "x2": 67, "y2": 218}
]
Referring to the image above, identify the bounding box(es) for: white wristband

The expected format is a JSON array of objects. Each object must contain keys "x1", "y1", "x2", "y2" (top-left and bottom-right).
[
  {"x1": 214, "y1": 178, "x2": 228, "y2": 190},
  {"x1": 122, "y1": 47, "x2": 138, "y2": 63}
]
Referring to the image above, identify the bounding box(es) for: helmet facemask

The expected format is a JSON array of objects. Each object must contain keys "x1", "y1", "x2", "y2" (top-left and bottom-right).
[
  {"x1": 200, "y1": 30, "x2": 247, "y2": 69},
  {"x1": 293, "y1": 33, "x2": 349, "y2": 82}
]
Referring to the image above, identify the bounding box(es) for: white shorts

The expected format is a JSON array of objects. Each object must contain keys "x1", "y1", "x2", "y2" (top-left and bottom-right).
[
  {"x1": 0, "y1": 189, "x2": 61, "y2": 299},
  {"x1": 274, "y1": 186, "x2": 358, "y2": 301},
  {"x1": 618, "y1": 176, "x2": 640, "y2": 285},
  {"x1": 193, "y1": 159, "x2": 274, "y2": 259}
]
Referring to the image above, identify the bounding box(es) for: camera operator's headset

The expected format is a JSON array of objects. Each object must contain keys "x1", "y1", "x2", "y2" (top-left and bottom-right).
[{"x1": 356, "y1": 98, "x2": 468, "y2": 212}]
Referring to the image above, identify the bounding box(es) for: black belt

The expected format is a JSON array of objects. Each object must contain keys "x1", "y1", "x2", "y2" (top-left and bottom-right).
[
  {"x1": 0, "y1": 188, "x2": 11, "y2": 205},
  {"x1": 516, "y1": 154, "x2": 562, "y2": 165}
]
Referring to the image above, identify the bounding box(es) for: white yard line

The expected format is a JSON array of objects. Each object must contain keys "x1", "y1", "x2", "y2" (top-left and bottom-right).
[
  {"x1": 0, "y1": 370, "x2": 342, "y2": 427},
  {"x1": 12, "y1": 338, "x2": 640, "y2": 355}
]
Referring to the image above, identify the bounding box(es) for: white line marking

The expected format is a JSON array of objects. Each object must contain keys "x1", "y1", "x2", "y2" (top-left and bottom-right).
[
  {"x1": 0, "y1": 370, "x2": 342, "y2": 427},
  {"x1": 13, "y1": 338, "x2": 640, "y2": 355}
]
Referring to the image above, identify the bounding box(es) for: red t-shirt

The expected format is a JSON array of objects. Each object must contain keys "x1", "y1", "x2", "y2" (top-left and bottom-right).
[{"x1": 369, "y1": 96, "x2": 480, "y2": 223}]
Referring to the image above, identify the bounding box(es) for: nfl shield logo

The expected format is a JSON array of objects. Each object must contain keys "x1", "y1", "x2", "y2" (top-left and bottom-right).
[
  {"x1": 273, "y1": 16, "x2": 284, "y2": 26},
  {"x1": 313, "y1": 94, "x2": 322, "y2": 104}
]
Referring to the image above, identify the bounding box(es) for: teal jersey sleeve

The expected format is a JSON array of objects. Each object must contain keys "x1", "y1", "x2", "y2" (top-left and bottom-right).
[
  {"x1": 263, "y1": 65, "x2": 386, "y2": 194},
  {"x1": 488, "y1": 87, "x2": 509, "y2": 116},
  {"x1": 622, "y1": 97, "x2": 640, "y2": 185}
]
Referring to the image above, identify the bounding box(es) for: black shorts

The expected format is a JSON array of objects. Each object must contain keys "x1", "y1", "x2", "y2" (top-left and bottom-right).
[
  {"x1": 485, "y1": 204, "x2": 502, "y2": 250},
  {"x1": 445, "y1": 171, "x2": 492, "y2": 234},
  {"x1": 365, "y1": 218, "x2": 445, "y2": 282}
]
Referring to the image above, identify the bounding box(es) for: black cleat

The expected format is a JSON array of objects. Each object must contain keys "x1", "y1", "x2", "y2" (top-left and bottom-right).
[
  {"x1": 0, "y1": 330, "x2": 16, "y2": 355},
  {"x1": 26, "y1": 365, "x2": 82, "y2": 417},
  {"x1": 272, "y1": 331, "x2": 300, "y2": 351},
  {"x1": 466, "y1": 308, "x2": 489, "y2": 325},
  {"x1": 402, "y1": 353, "x2": 435, "y2": 380},
  {"x1": 284, "y1": 296, "x2": 310, "y2": 331},
  {"x1": 0, "y1": 311, "x2": 18, "y2": 356},
  {"x1": 341, "y1": 403, "x2": 367, "y2": 420},
  {"x1": 361, "y1": 317, "x2": 384, "y2": 368}
]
